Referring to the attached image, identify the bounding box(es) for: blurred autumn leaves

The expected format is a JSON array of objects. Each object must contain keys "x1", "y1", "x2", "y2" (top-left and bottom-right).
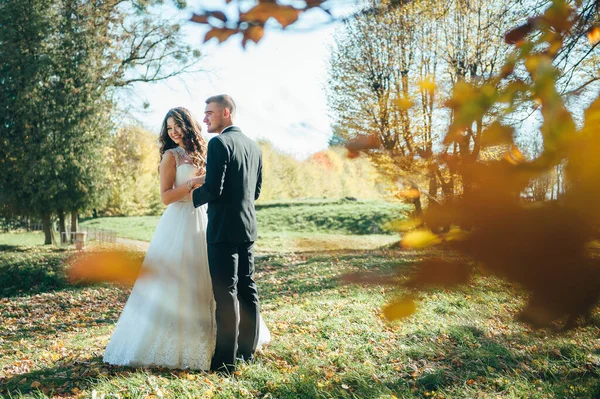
[
  {"x1": 343, "y1": 0, "x2": 600, "y2": 329},
  {"x1": 190, "y1": 0, "x2": 330, "y2": 47},
  {"x1": 68, "y1": 248, "x2": 146, "y2": 287}
]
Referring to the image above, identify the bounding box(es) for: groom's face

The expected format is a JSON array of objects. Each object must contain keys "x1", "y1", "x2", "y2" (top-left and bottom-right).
[{"x1": 204, "y1": 102, "x2": 227, "y2": 134}]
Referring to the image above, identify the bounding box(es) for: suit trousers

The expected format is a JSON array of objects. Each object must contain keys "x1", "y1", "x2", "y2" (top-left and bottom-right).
[{"x1": 208, "y1": 241, "x2": 259, "y2": 371}]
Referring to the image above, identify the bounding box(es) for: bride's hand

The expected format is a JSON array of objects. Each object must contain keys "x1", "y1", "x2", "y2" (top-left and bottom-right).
[{"x1": 190, "y1": 175, "x2": 206, "y2": 188}]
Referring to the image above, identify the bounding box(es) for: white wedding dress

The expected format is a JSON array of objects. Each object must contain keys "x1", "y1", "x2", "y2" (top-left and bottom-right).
[{"x1": 103, "y1": 147, "x2": 270, "y2": 370}]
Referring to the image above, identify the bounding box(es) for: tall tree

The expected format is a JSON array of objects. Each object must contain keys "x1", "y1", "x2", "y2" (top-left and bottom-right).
[
  {"x1": 0, "y1": 0, "x2": 203, "y2": 244},
  {"x1": 328, "y1": 1, "x2": 426, "y2": 215},
  {"x1": 328, "y1": 0, "x2": 529, "y2": 213}
]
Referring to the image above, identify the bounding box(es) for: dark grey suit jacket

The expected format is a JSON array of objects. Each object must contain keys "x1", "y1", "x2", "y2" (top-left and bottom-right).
[{"x1": 192, "y1": 126, "x2": 262, "y2": 244}]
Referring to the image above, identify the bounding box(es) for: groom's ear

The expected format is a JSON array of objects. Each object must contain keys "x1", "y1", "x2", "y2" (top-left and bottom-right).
[{"x1": 223, "y1": 107, "x2": 231, "y2": 119}]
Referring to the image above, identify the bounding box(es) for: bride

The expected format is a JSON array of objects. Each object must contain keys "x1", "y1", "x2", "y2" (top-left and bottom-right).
[{"x1": 103, "y1": 107, "x2": 269, "y2": 370}]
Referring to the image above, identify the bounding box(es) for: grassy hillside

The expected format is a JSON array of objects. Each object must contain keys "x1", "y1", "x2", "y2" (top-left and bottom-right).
[
  {"x1": 256, "y1": 198, "x2": 408, "y2": 235},
  {"x1": 80, "y1": 199, "x2": 410, "y2": 242}
]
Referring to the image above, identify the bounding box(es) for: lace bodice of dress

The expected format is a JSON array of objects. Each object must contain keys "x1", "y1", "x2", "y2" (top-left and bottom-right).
[{"x1": 168, "y1": 147, "x2": 198, "y2": 202}]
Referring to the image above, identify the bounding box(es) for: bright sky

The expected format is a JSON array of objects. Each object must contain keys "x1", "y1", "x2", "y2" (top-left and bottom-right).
[{"x1": 128, "y1": 1, "x2": 357, "y2": 159}]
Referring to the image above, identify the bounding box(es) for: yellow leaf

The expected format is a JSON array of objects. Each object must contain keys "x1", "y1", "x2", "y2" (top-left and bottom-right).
[
  {"x1": 481, "y1": 121, "x2": 514, "y2": 147},
  {"x1": 395, "y1": 97, "x2": 414, "y2": 110},
  {"x1": 30, "y1": 381, "x2": 41, "y2": 389},
  {"x1": 383, "y1": 297, "x2": 416, "y2": 321},
  {"x1": 419, "y1": 77, "x2": 436, "y2": 93},
  {"x1": 401, "y1": 230, "x2": 441, "y2": 249},
  {"x1": 444, "y1": 227, "x2": 469, "y2": 242}
]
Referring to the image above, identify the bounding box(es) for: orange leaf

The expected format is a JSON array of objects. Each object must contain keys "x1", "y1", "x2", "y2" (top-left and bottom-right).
[
  {"x1": 241, "y1": 4, "x2": 301, "y2": 28},
  {"x1": 209, "y1": 11, "x2": 228, "y2": 23},
  {"x1": 204, "y1": 27, "x2": 240, "y2": 43},
  {"x1": 190, "y1": 14, "x2": 209, "y2": 24},
  {"x1": 587, "y1": 26, "x2": 600, "y2": 46},
  {"x1": 346, "y1": 149, "x2": 360, "y2": 159},
  {"x1": 345, "y1": 134, "x2": 379, "y2": 152},
  {"x1": 67, "y1": 249, "x2": 148, "y2": 286},
  {"x1": 243, "y1": 25, "x2": 265, "y2": 46},
  {"x1": 396, "y1": 188, "x2": 420, "y2": 200},
  {"x1": 503, "y1": 144, "x2": 525, "y2": 165}
]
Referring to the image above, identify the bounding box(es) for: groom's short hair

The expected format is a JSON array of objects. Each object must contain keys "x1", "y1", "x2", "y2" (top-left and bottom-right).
[{"x1": 206, "y1": 94, "x2": 236, "y2": 118}]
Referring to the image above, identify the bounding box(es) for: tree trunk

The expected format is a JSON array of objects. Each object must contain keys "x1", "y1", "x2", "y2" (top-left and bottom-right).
[
  {"x1": 441, "y1": 176, "x2": 455, "y2": 200},
  {"x1": 42, "y1": 212, "x2": 54, "y2": 245},
  {"x1": 58, "y1": 209, "x2": 66, "y2": 244},
  {"x1": 556, "y1": 164, "x2": 562, "y2": 198},
  {"x1": 70, "y1": 210, "x2": 78, "y2": 243},
  {"x1": 409, "y1": 181, "x2": 423, "y2": 218},
  {"x1": 428, "y1": 172, "x2": 438, "y2": 200}
]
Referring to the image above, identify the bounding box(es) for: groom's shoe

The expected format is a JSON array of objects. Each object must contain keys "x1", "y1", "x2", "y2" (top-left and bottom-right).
[
  {"x1": 211, "y1": 362, "x2": 235, "y2": 376},
  {"x1": 235, "y1": 352, "x2": 255, "y2": 363}
]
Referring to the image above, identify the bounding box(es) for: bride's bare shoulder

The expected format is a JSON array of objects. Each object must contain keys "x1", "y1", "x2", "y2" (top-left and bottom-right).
[{"x1": 160, "y1": 150, "x2": 176, "y2": 167}]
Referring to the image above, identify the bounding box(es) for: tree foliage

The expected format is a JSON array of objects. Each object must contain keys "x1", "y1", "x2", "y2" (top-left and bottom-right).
[
  {"x1": 0, "y1": 0, "x2": 203, "y2": 243},
  {"x1": 186, "y1": 0, "x2": 600, "y2": 329},
  {"x1": 348, "y1": 0, "x2": 600, "y2": 329},
  {"x1": 257, "y1": 141, "x2": 386, "y2": 201},
  {"x1": 102, "y1": 126, "x2": 163, "y2": 216}
]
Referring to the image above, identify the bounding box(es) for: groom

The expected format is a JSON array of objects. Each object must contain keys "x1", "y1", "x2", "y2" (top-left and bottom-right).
[{"x1": 191, "y1": 94, "x2": 262, "y2": 373}]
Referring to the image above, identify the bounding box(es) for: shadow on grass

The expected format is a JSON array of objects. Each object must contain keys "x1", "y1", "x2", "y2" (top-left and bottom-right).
[
  {"x1": 256, "y1": 249, "x2": 420, "y2": 302},
  {"x1": 0, "y1": 247, "x2": 77, "y2": 298},
  {"x1": 1, "y1": 298, "x2": 122, "y2": 344},
  {"x1": 0, "y1": 244, "x2": 48, "y2": 253},
  {"x1": 405, "y1": 324, "x2": 600, "y2": 395},
  {"x1": 0, "y1": 356, "x2": 202, "y2": 397}
]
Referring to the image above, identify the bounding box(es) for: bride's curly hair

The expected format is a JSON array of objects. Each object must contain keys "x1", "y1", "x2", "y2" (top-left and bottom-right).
[{"x1": 159, "y1": 107, "x2": 207, "y2": 175}]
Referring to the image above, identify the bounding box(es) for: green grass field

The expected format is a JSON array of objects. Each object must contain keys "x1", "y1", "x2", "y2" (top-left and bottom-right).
[
  {"x1": 1, "y1": 243, "x2": 599, "y2": 398},
  {"x1": 1, "y1": 200, "x2": 599, "y2": 398},
  {"x1": 0, "y1": 231, "x2": 46, "y2": 247}
]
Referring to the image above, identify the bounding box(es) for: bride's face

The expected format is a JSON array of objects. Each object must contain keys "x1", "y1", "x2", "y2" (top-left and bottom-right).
[{"x1": 167, "y1": 117, "x2": 184, "y2": 146}]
